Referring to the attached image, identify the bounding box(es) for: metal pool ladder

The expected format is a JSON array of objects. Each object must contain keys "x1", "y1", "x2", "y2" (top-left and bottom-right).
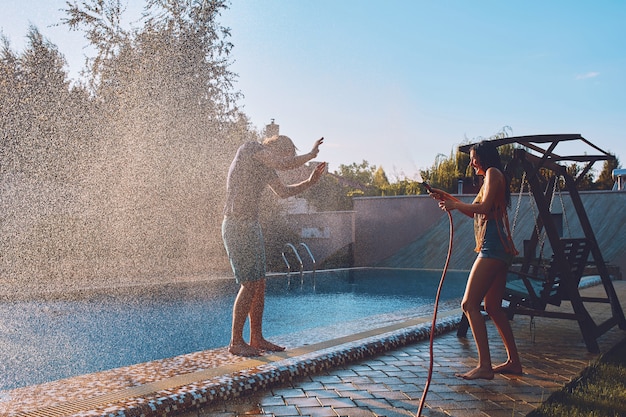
[{"x1": 281, "y1": 242, "x2": 316, "y2": 287}]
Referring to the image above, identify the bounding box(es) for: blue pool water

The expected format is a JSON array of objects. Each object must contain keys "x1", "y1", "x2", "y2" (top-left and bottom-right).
[{"x1": 0, "y1": 268, "x2": 468, "y2": 391}]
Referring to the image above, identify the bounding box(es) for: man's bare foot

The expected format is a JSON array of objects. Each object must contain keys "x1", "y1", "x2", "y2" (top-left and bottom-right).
[
  {"x1": 228, "y1": 343, "x2": 262, "y2": 357},
  {"x1": 250, "y1": 339, "x2": 285, "y2": 352},
  {"x1": 493, "y1": 361, "x2": 523, "y2": 375},
  {"x1": 455, "y1": 366, "x2": 494, "y2": 380}
]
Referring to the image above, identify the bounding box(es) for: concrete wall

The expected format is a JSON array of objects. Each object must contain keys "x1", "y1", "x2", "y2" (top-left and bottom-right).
[
  {"x1": 286, "y1": 211, "x2": 355, "y2": 266},
  {"x1": 368, "y1": 190, "x2": 626, "y2": 275},
  {"x1": 289, "y1": 191, "x2": 626, "y2": 276},
  {"x1": 352, "y1": 195, "x2": 445, "y2": 266}
]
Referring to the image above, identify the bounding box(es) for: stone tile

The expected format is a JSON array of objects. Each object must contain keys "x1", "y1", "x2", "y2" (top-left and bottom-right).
[
  {"x1": 284, "y1": 396, "x2": 322, "y2": 408},
  {"x1": 365, "y1": 406, "x2": 415, "y2": 417},
  {"x1": 317, "y1": 397, "x2": 357, "y2": 408},
  {"x1": 335, "y1": 390, "x2": 375, "y2": 400},
  {"x1": 332, "y1": 369, "x2": 360, "y2": 377},
  {"x1": 417, "y1": 408, "x2": 451, "y2": 417},
  {"x1": 296, "y1": 405, "x2": 339, "y2": 417},
  {"x1": 371, "y1": 390, "x2": 409, "y2": 400},
  {"x1": 441, "y1": 409, "x2": 489, "y2": 417},
  {"x1": 321, "y1": 383, "x2": 359, "y2": 392},
  {"x1": 272, "y1": 387, "x2": 307, "y2": 398},
  {"x1": 259, "y1": 395, "x2": 287, "y2": 406},
  {"x1": 297, "y1": 381, "x2": 326, "y2": 391},
  {"x1": 312, "y1": 375, "x2": 345, "y2": 384},
  {"x1": 335, "y1": 376, "x2": 372, "y2": 385},
  {"x1": 259, "y1": 404, "x2": 300, "y2": 416},
  {"x1": 352, "y1": 397, "x2": 392, "y2": 409},
  {"x1": 484, "y1": 409, "x2": 527, "y2": 417},
  {"x1": 306, "y1": 389, "x2": 343, "y2": 398},
  {"x1": 365, "y1": 376, "x2": 405, "y2": 386},
  {"x1": 352, "y1": 383, "x2": 392, "y2": 393},
  {"x1": 400, "y1": 390, "x2": 429, "y2": 401},
  {"x1": 332, "y1": 407, "x2": 377, "y2": 417}
]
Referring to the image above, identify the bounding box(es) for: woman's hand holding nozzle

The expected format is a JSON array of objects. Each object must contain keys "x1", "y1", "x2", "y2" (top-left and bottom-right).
[
  {"x1": 429, "y1": 188, "x2": 444, "y2": 201},
  {"x1": 438, "y1": 199, "x2": 455, "y2": 211}
]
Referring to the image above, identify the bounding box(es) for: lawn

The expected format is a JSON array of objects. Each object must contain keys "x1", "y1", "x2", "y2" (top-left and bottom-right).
[{"x1": 527, "y1": 337, "x2": 626, "y2": 417}]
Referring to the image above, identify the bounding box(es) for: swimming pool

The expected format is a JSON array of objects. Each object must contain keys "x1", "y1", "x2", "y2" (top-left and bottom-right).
[{"x1": 0, "y1": 268, "x2": 468, "y2": 391}]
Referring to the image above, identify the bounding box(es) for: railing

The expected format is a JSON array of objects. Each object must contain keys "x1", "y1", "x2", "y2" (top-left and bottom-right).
[
  {"x1": 281, "y1": 243, "x2": 303, "y2": 282},
  {"x1": 298, "y1": 242, "x2": 317, "y2": 274},
  {"x1": 281, "y1": 242, "x2": 316, "y2": 287}
]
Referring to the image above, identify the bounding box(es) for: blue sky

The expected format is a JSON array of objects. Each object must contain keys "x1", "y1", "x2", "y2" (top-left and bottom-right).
[{"x1": 2, "y1": 1, "x2": 625, "y2": 180}]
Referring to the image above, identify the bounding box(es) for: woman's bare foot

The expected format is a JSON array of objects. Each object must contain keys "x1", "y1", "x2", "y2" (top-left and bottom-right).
[
  {"x1": 228, "y1": 342, "x2": 262, "y2": 357},
  {"x1": 493, "y1": 361, "x2": 523, "y2": 375},
  {"x1": 455, "y1": 366, "x2": 494, "y2": 380},
  {"x1": 250, "y1": 339, "x2": 285, "y2": 352}
]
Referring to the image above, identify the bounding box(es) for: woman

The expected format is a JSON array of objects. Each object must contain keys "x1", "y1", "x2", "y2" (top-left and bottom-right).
[
  {"x1": 430, "y1": 140, "x2": 522, "y2": 380},
  {"x1": 222, "y1": 135, "x2": 326, "y2": 357}
]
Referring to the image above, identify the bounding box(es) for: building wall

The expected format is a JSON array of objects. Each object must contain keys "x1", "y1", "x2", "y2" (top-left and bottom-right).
[
  {"x1": 353, "y1": 195, "x2": 446, "y2": 266},
  {"x1": 288, "y1": 191, "x2": 626, "y2": 277},
  {"x1": 286, "y1": 211, "x2": 355, "y2": 267}
]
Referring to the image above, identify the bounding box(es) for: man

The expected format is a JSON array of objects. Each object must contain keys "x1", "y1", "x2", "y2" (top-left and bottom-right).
[{"x1": 222, "y1": 135, "x2": 325, "y2": 356}]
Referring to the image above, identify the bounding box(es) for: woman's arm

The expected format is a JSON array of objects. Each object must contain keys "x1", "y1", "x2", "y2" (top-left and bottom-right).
[
  {"x1": 255, "y1": 138, "x2": 323, "y2": 170},
  {"x1": 429, "y1": 187, "x2": 475, "y2": 218},
  {"x1": 439, "y1": 168, "x2": 503, "y2": 216},
  {"x1": 429, "y1": 187, "x2": 461, "y2": 202}
]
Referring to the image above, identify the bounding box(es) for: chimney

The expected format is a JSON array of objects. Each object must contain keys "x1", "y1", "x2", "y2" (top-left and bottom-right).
[{"x1": 265, "y1": 119, "x2": 279, "y2": 137}]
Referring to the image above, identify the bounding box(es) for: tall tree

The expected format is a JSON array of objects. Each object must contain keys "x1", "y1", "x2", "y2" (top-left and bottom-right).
[
  {"x1": 595, "y1": 156, "x2": 620, "y2": 190},
  {"x1": 59, "y1": 0, "x2": 246, "y2": 279},
  {"x1": 0, "y1": 26, "x2": 91, "y2": 179},
  {"x1": 426, "y1": 151, "x2": 459, "y2": 193},
  {"x1": 567, "y1": 163, "x2": 594, "y2": 190},
  {"x1": 335, "y1": 160, "x2": 377, "y2": 186},
  {"x1": 372, "y1": 166, "x2": 390, "y2": 189}
]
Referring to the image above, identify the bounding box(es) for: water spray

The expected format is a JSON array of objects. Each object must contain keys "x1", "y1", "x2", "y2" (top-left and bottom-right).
[
  {"x1": 415, "y1": 172, "x2": 433, "y2": 194},
  {"x1": 415, "y1": 173, "x2": 454, "y2": 417}
]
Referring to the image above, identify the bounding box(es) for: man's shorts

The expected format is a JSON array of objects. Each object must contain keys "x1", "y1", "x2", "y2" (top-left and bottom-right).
[{"x1": 222, "y1": 216, "x2": 266, "y2": 284}]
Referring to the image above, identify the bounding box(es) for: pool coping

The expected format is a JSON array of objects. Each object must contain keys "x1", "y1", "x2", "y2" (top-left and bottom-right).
[{"x1": 10, "y1": 309, "x2": 463, "y2": 417}]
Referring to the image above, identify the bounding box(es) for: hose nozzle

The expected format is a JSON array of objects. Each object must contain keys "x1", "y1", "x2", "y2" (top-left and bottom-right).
[{"x1": 416, "y1": 172, "x2": 433, "y2": 193}]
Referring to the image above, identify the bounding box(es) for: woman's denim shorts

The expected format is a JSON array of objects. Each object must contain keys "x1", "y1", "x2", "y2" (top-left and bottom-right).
[{"x1": 478, "y1": 220, "x2": 514, "y2": 265}]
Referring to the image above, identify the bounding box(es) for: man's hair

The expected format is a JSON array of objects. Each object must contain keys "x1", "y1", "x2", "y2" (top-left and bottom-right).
[{"x1": 263, "y1": 135, "x2": 297, "y2": 155}]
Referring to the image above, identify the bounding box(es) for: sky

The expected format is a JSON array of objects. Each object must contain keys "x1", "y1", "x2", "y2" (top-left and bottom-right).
[{"x1": 2, "y1": 1, "x2": 625, "y2": 180}]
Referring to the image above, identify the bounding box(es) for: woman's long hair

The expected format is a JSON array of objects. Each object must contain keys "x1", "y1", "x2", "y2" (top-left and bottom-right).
[{"x1": 471, "y1": 140, "x2": 512, "y2": 207}]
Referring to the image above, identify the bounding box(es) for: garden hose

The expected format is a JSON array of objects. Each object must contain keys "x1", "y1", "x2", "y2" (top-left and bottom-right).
[{"x1": 417, "y1": 206, "x2": 454, "y2": 416}]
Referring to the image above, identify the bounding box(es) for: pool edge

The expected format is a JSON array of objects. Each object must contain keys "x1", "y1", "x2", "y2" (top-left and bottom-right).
[{"x1": 13, "y1": 309, "x2": 463, "y2": 417}]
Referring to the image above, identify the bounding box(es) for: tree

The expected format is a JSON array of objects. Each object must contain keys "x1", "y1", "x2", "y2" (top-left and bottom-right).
[
  {"x1": 382, "y1": 178, "x2": 423, "y2": 195},
  {"x1": 0, "y1": 35, "x2": 23, "y2": 174},
  {"x1": 51, "y1": 0, "x2": 248, "y2": 280},
  {"x1": 421, "y1": 127, "x2": 522, "y2": 194},
  {"x1": 0, "y1": 26, "x2": 94, "y2": 180},
  {"x1": 372, "y1": 166, "x2": 390, "y2": 189},
  {"x1": 331, "y1": 160, "x2": 381, "y2": 198},
  {"x1": 302, "y1": 174, "x2": 353, "y2": 212},
  {"x1": 335, "y1": 160, "x2": 376, "y2": 186},
  {"x1": 595, "y1": 156, "x2": 620, "y2": 190},
  {"x1": 424, "y1": 151, "x2": 459, "y2": 193},
  {"x1": 566, "y1": 163, "x2": 594, "y2": 190}
]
